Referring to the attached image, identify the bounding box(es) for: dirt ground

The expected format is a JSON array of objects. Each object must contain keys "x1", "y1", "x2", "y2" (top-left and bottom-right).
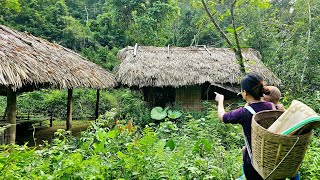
[{"x1": 16, "y1": 120, "x2": 92, "y2": 146}]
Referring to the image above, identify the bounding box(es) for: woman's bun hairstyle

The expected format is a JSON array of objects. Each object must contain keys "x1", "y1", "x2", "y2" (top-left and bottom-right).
[
  {"x1": 241, "y1": 73, "x2": 267, "y2": 100},
  {"x1": 263, "y1": 86, "x2": 270, "y2": 95}
]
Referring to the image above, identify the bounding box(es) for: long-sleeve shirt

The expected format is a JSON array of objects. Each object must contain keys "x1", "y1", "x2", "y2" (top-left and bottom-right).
[{"x1": 223, "y1": 101, "x2": 274, "y2": 164}]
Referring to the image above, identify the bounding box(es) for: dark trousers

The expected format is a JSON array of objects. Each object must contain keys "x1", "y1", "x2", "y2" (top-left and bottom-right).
[{"x1": 243, "y1": 161, "x2": 263, "y2": 180}]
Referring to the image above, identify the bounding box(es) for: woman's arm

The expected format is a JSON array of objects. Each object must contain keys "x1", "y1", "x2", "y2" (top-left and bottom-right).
[{"x1": 214, "y1": 92, "x2": 225, "y2": 121}]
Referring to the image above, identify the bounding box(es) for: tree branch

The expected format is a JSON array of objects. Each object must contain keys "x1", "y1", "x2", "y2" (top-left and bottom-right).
[
  {"x1": 84, "y1": 5, "x2": 89, "y2": 23},
  {"x1": 231, "y1": 0, "x2": 245, "y2": 74},
  {"x1": 201, "y1": 0, "x2": 245, "y2": 74},
  {"x1": 300, "y1": 0, "x2": 311, "y2": 85},
  {"x1": 201, "y1": 0, "x2": 234, "y2": 47}
]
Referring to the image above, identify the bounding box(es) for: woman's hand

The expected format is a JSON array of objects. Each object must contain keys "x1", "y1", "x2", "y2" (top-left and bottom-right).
[
  {"x1": 214, "y1": 92, "x2": 224, "y2": 103},
  {"x1": 214, "y1": 92, "x2": 225, "y2": 121}
]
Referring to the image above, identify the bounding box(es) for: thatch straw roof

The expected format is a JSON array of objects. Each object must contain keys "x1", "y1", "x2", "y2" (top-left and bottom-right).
[
  {"x1": 116, "y1": 46, "x2": 281, "y2": 91},
  {"x1": 0, "y1": 25, "x2": 116, "y2": 94}
]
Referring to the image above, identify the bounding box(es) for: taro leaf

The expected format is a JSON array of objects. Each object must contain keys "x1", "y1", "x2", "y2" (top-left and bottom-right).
[
  {"x1": 151, "y1": 107, "x2": 168, "y2": 120},
  {"x1": 167, "y1": 110, "x2": 182, "y2": 119},
  {"x1": 165, "y1": 138, "x2": 175, "y2": 151},
  {"x1": 193, "y1": 139, "x2": 212, "y2": 154}
]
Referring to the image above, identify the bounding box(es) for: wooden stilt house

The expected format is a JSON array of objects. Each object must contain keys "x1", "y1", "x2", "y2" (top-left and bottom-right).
[{"x1": 116, "y1": 45, "x2": 281, "y2": 109}]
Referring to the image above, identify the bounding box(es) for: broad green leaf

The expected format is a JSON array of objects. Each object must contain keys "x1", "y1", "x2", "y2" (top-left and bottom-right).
[
  {"x1": 226, "y1": 27, "x2": 234, "y2": 33},
  {"x1": 151, "y1": 107, "x2": 168, "y2": 120},
  {"x1": 165, "y1": 138, "x2": 175, "y2": 151},
  {"x1": 167, "y1": 110, "x2": 182, "y2": 119},
  {"x1": 93, "y1": 142, "x2": 104, "y2": 152},
  {"x1": 236, "y1": 26, "x2": 244, "y2": 32},
  {"x1": 106, "y1": 129, "x2": 117, "y2": 138},
  {"x1": 96, "y1": 129, "x2": 106, "y2": 141},
  {"x1": 200, "y1": 139, "x2": 212, "y2": 152},
  {"x1": 193, "y1": 139, "x2": 212, "y2": 154}
]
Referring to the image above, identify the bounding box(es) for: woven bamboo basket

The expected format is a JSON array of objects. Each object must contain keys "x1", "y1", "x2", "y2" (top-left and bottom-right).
[{"x1": 251, "y1": 110, "x2": 312, "y2": 180}]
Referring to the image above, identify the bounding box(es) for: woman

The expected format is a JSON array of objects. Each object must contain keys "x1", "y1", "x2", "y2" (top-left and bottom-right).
[{"x1": 214, "y1": 73, "x2": 274, "y2": 179}]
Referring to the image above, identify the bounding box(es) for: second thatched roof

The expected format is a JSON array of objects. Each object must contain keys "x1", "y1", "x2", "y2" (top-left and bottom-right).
[
  {"x1": 0, "y1": 25, "x2": 116, "y2": 93},
  {"x1": 116, "y1": 46, "x2": 281, "y2": 91}
]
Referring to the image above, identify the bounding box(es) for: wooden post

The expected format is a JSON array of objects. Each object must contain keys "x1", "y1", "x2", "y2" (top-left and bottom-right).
[
  {"x1": 95, "y1": 89, "x2": 100, "y2": 120},
  {"x1": 50, "y1": 112, "x2": 53, "y2": 127},
  {"x1": 0, "y1": 130, "x2": 4, "y2": 145},
  {"x1": 6, "y1": 89, "x2": 17, "y2": 144},
  {"x1": 66, "y1": 89, "x2": 73, "y2": 130}
]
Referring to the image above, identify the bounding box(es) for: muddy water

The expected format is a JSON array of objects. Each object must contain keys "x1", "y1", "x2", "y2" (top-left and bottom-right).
[{"x1": 16, "y1": 120, "x2": 92, "y2": 146}]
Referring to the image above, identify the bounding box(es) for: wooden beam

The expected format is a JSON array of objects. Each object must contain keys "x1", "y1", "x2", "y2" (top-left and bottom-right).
[
  {"x1": 6, "y1": 89, "x2": 17, "y2": 144},
  {"x1": 95, "y1": 89, "x2": 100, "y2": 120},
  {"x1": 66, "y1": 89, "x2": 73, "y2": 130}
]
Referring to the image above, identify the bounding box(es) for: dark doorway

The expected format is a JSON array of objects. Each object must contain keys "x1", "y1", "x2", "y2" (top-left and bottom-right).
[
  {"x1": 143, "y1": 87, "x2": 176, "y2": 107},
  {"x1": 201, "y1": 82, "x2": 238, "y2": 100}
]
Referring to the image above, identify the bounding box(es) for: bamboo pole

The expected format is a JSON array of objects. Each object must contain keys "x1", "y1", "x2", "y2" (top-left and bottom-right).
[
  {"x1": 6, "y1": 89, "x2": 17, "y2": 144},
  {"x1": 95, "y1": 89, "x2": 100, "y2": 120},
  {"x1": 66, "y1": 89, "x2": 73, "y2": 130}
]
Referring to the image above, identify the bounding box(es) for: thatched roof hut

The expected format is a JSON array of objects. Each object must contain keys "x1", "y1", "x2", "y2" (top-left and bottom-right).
[
  {"x1": 0, "y1": 25, "x2": 116, "y2": 94},
  {"x1": 117, "y1": 46, "x2": 281, "y2": 108},
  {"x1": 0, "y1": 25, "x2": 116, "y2": 143},
  {"x1": 117, "y1": 46, "x2": 280, "y2": 89}
]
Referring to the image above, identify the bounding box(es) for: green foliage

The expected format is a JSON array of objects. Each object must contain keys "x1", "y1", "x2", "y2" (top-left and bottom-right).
[
  {"x1": 151, "y1": 106, "x2": 169, "y2": 120},
  {"x1": 1, "y1": 103, "x2": 319, "y2": 179},
  {"x1": 151, "y1": 106, "x2": 182, "y2": 121},
  {"x1": 81, "y1": 46, "x2": 120, "y2": 71},
  {"x1": 0, "y1": 105, "x2": 242, "y2": 179},
  {"x1": 0, "y1": 96, "x2": 6, "y2": 114},
  {"x1": 62, "y1": 16, "x2": 95, "y2": 50},
  {"x1": 300, "y1": 133, "x2": 320, "y2": 178},
  {"x1": 167, "y1": 109, "x2": 182, "y2": 119},
  {"x1": 9, "y1": 89, "x2": 124, "y2": 120},
  {"x1": 0, "y1": 0, "x2": 20, "y2": 12},
  {"x1": 165, "y1": 138, "x2": 175, "y2": 150},
  {"x1": 0, "y1": 1, "x2": 320, "y2": 178}
]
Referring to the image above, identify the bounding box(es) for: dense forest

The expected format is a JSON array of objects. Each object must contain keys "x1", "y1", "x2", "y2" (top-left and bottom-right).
[
  {"x1": 0, "y1": 0, "x2": 320, "y2": 179},
  {"x1": 1, "y1": 0, "x2": 319, "y2": 107}
]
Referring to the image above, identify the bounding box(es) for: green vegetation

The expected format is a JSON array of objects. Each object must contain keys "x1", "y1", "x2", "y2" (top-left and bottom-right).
[
  {"x1": 151, "y1": 107, "x2": 182, "y2": 120},
  {"x1": 0, "y1": 0, "x2": 319, "y2": 179},
  {"x1": 1, "y1": 0, "x2": 318, "y2": 106},
  {"x1": 0, "y1": 106, "x2": 243, "y2": 179},
  {"x1": 0, "y1": 103, "x2": 319, "y2": 179}
]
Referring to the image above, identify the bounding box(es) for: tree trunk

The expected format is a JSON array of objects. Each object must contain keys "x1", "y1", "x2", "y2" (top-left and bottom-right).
[
  {"x1": 6, "y1": 89, "x2": 17, "y2": 144},
  {"x1": 66, "y1": 89, "x2": 73, "y2": 131},
  {"x1": 231, "y1": 0, "x2": 245, "y2": 75},
  {"x1": 201, "y1": 0, "x2": 246, "y2": 75},
  {"x1": 95, "y1": 89, "x2": 100, "y2": 120}
]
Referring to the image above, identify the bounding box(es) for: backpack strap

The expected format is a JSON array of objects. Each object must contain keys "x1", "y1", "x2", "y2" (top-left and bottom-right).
[
  {"x1": 243, "y1": 106, "x2": 256, "y2": 162},
  {"x1": 244, "y1": 106, "x2": 256, "y2": 115},
  {"x1": 273, "y1": 103, "x2": 277, "y2": 110}
]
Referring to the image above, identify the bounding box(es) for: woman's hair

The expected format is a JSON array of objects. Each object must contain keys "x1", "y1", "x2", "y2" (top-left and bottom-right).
[{"x1": 240, "y1": 73, "x2": 270, "y2": 100}]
